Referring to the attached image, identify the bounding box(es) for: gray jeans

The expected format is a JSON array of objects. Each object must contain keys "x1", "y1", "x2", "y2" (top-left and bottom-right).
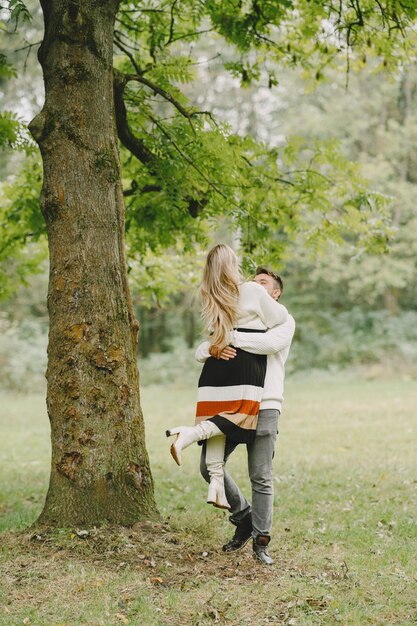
[{"x1": 200, "y1": 409, "x2": 279, "y2": 537}]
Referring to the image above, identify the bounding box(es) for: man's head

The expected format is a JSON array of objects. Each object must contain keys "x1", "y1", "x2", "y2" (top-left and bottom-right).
[{"x1": 254, "y1": 266, "x2": 283, "y2": 301}]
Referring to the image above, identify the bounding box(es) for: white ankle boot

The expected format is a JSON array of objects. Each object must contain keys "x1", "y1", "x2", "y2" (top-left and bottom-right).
[
  {"x1": 205, "y1": 435, "x2": 230, "y2": 510},
  {"x1": 166, "y1": 421, "x2": 221, "y2": 466},
  {"x1": 207, "y1": 473, "x2": 230, "y2": 509}
]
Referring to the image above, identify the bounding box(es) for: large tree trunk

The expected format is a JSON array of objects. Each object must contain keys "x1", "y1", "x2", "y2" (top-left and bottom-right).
[{"x1": 28, "y1": 0, "x2": 158, "y2": 526}]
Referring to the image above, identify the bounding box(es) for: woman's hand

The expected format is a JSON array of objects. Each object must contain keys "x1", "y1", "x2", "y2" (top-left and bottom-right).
[{"x1": 209, "y1": 344, "x2": 237, "y2": 360}]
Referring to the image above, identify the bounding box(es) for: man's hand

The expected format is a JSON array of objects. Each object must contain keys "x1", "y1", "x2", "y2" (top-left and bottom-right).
[{"x1": 209, "y1": 344, "x2": 237, "y2": 360}]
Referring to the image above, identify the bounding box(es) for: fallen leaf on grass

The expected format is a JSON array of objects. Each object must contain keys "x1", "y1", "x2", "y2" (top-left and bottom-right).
[
  {"x1": 131, "y1": 520, "x2": 156, "y2": 532},
  {"x1": 287, "y1": 600, "x2": 299, "y2": 609},
  {"x1": 115, "y1": 613, "x2": 129, "y2": 624},
  {"x1": 206, "y1": 607, "x2": 220, "y2": 622},
  {"x1": 150, "y1": 577, "x2": 164, "y2": 585},
  {"x1": 305, "y1": 597, "x2": 329, "y2": 613}
]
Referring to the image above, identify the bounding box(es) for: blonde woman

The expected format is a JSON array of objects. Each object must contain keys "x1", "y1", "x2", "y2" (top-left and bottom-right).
[{"x1": 166, "y1": 244, "x2": 288, "y2": 509}]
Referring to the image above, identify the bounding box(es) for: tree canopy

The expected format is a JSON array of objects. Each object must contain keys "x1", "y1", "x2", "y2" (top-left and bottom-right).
[{"x1": 1, "y1": 0, "x2": 416, "y2": 301}]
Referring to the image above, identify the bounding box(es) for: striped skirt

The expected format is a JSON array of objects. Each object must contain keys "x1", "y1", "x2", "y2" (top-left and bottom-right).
[{"x1": 195, "y1": 333, "x2": 267, "y2": 445}]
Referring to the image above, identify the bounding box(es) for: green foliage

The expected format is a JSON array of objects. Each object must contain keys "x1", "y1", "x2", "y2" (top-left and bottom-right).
[
  {"x1": 128, "y1": 245, "x2": 205, "y2": 306},
  {"x1": 289, "y1": 308, "x2": 417, "y2": 372},
  {"x1": 122, "y1": 57, "x2": 411, "y2": 376},
  {"x1": 1, "y1": 1, "x2": 41, "y2": 183},
  {"x1": 0, "y1": 155, "x2": 47, "y2": 298},
  {"x1": 139, "y1": 341, "x2": 200, "y2": 386},
  {"x1": 114, "y1": 0, "x2": 416, "y2": 287},
  {"x1": 2, "y1": 0, "x2": 417, "y2": 300},
  {"x1": 0, "y1": 110, "x2": 20, "y2": 146},
  {"x1": 203, "y1": 0, "x2": 416, "y2": 78},
  {"x1": 237, "y1": 137, "x2": 393, "y2": 272},
  {"x1": 0, "y1": 3, "x2": 33, "y2": 159},
  {"x1": 5, "y1": 0, "x2": 32, "y2": 26},
  {"x1": 276, "y1": 61, "x2": 417, "y2": 321},
  {"x1": 0, "y1": 110, "x2": 31, "y2": 149},
  {"x1": 0, "y1": 52, "x2": 17, "y2": 80}
]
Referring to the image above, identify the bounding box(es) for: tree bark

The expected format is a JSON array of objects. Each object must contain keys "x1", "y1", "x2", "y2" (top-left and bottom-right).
[{"x1": 29, "y1": 0, "x2": 158, "y2": 526}]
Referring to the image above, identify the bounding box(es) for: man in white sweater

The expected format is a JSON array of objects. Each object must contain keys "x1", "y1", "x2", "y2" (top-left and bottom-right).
[{"x1": 195, "y1": 267, "x2": 295, "y2": 565}]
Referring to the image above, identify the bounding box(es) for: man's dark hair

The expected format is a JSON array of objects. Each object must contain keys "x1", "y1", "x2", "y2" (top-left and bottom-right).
[{"x1": 255, "y1": 266, "x2": 283, "y2": 293}]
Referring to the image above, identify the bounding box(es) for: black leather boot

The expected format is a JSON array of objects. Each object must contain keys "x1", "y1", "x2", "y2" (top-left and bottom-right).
[
  {"x1": 253, "y1": 534, "x2": 274, "y2": 565},
  {"x1": 222, "y1": 513, "x2": 253, "y2": 552}
]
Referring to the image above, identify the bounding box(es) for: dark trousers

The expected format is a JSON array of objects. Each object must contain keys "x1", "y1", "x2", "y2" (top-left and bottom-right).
[{"x1": 200, "y1": 409, "x2": 279, "y2": 536}]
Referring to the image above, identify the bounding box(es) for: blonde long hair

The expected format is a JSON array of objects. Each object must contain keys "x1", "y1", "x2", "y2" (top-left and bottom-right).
[{"x1": 200, "y1": 244, "x2": 242, "y2": 346}]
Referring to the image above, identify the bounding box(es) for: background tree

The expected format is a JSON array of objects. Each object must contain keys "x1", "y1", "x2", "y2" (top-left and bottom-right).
[
  {"x1": 10, "y1": 0, "x2": 159, "y2": 526},
  {"x1": 275, "y1": 62, "x2": 417, "y2": 372}
]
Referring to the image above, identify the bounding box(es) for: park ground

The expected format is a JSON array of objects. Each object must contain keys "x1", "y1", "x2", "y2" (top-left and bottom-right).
[{"x1": 0, "y1": 373, "x2": 416, "y2": 625}]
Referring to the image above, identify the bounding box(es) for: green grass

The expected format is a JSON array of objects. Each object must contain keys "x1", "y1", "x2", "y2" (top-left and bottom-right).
[{"x1": 1, "y1": 374, "x2": 416, "y2": 625}]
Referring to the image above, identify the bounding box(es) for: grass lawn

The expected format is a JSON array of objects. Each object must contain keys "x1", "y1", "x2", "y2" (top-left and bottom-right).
[{"x1": 0, "y1": 374, "x2": 416, "y2": 625}]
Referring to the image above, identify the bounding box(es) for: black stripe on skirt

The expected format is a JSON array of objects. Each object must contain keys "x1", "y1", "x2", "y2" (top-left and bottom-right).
[{"x1": 197, "y1": 335, "x2": 267, "y2": 444}]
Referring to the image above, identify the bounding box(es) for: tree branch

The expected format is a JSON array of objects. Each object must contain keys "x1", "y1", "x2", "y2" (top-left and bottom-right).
[
  {"x1": 167, "y1": 27, "x2": 215, "y2": 45},
  {"x1": 113, "y1": 37, "x2": 142, "y2": 75},
  {"x1": 14, "y1": 40, "x2": 42, "y2": 52},
  {"x1": 148, "y1": 113, "x2": 236, "y2": 208},
  {"x1": 123, "y1": 182, "x2": 162, "y2": 197},
  {"x1": 113, "y1": 70, "x2": 154, "y2": 164},
  {"x1": 124, "y1": 73, "x2": 192, "y2": 119},
  {"x1": 123, "y1": 73, "x2": 217, "y2": 133},
  {"x1": 114, "y1": 72, "x2": 207, "y2": 218},
  {"x1": 166, "y1": 0, "x2": 178, "y2": 45}
]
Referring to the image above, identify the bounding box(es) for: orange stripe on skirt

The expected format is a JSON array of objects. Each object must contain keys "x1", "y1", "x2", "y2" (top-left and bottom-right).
[
  {"x1": 195, "y1": 412, "x2": 259, "y2": 431},
  {"x1": 196, "y1": 399, "x2": 260, "y2": 419}
]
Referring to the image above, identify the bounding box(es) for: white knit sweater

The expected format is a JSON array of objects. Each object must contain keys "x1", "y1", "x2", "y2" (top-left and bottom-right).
[
  {"x1": 194, "y1": 281, "x2": 295, "y2": 412},
  {"x1": 230, "y1": 316, "x2": 295, "y2": 412},
  {"x1": 234, "y1": 281, "x2": 288, "y2": 330}
]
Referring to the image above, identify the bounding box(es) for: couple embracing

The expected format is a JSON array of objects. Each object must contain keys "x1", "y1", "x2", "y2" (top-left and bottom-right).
[{"x1": 166, "y1": 244, "x2": 295, "y2": 565}]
